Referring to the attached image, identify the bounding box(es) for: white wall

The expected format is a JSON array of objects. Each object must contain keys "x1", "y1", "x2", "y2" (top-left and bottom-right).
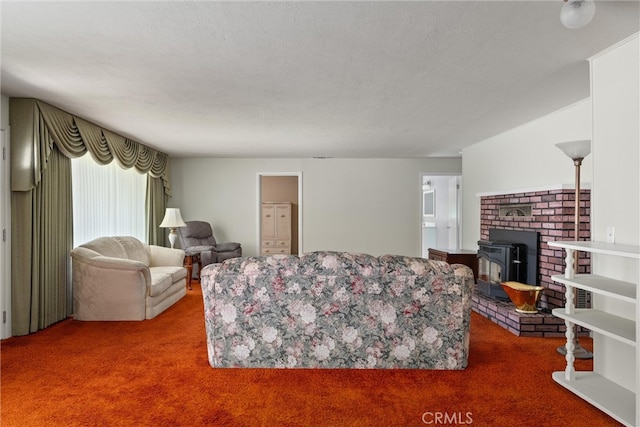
[
  {"x1": 591, "y1": 34, "x2": 639, "y2": 249},
  {"x1": 170, "y1": 157, "x2": 461, "y2": 257},
  {"x1": 589, "y1": 34, "x2": 639, "y2": 393},
  {"x1": 461, "y1": 98, "x2": 592, "y2": 250}
]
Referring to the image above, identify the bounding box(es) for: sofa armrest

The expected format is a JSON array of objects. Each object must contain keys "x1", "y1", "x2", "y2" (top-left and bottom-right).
[
  {"x1": 71, "y1": 248, "x2": 152, "y2": 283},
  {"x1": 451, "y1": 263, "x2": 475, "y2": 289},
  {"x1": 149, "y1": 245, "x2": 185, "y2": 267},
  {"x1": 71, "y1": 248, "x2": 152, "y2": 321}
]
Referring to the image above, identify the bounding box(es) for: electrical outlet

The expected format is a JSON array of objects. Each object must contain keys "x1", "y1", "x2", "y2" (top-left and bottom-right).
[{"x1": 606, "y1": 226, "x2": 615, "y2": 244}]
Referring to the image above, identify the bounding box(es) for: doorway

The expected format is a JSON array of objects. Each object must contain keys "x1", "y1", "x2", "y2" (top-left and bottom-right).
[
  {"x1": 257, "y1": 172, "x2": 303, "y2": 255},
  {"x1": 420, "y1": 174, "x2": 461, "y2": 258}
]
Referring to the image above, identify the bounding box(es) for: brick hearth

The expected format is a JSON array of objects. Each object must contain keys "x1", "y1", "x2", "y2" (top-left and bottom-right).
[
  {"x1": 473, "y1": 186, "x2": 591, "y2": 336},
  {"x1": 473, "y1": 288, "x2": 562, "y2": 337}
]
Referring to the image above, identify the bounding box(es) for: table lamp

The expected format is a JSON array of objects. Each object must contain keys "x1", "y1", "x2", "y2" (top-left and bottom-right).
[{"x1": 159, "y1": 208, "x2": 186, "y2": 248}]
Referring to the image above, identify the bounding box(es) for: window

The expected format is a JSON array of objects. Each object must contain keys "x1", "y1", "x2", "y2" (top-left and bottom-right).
[
  {"x1": 71, "y1": 154, "x2": 146, "y2": 247},
  {"x1": 422, "y1": 189, "x2": 436, "y2": 217}
]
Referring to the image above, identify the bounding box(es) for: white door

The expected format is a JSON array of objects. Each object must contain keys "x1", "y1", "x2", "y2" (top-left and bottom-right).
[
  {"x1": 447, "y1": 176, "x2": 461, "y2": 249},
  {"x1": 421, "y1": 175, "x2": 461, "y2": 258}
]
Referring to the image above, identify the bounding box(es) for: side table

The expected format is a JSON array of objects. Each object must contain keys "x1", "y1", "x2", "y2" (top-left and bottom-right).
[
  {"x1": 427, "y1": 248, "x2": 478, "y2": 281},
  {"x1": 184, "y1": 252, "x2": 202, "y2": 290}
]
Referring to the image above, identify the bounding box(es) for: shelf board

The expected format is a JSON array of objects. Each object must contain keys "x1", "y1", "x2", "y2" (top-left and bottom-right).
[
  {"x1": 548, "y1": 241, "x2": 640, "y2": 259},
  {"x1": 552, "y1": 308, "x2": 636, "y2": 346},
  {"x1": 553, "y1": 371, "x2": 636, "y2": 427},
  {"x1": 551, "y1": 274, "x2": 637, "y2": 303}
]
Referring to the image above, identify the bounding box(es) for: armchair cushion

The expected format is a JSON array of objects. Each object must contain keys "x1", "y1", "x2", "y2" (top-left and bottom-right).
[
  {"x1": 176, "y1": 221, "x2": 242, "y2": 268},
  {"x1": 179, "y1": 221, "x2": 217, "y2": 246}
]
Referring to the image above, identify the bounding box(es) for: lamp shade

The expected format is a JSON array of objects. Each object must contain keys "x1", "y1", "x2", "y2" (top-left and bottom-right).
[
  {"x1": 555, "y1": 140, "x2": 591, "y2": 160},
  {"x1": 560, "y1": 0, "x2": 596, "y2": 29},
  {"x1": 159, "y1": 208, "x2": 186, "y2": 228}
]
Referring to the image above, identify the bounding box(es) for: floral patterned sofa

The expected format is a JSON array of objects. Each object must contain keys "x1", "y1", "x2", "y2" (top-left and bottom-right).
[{"x1": 200, "y1": 251, "x2": 474, "y2": 369}]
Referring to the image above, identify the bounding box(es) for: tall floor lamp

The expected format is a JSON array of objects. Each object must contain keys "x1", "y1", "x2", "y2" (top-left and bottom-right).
[
  {"x1": 159, "y1": 208, "x2": 186, "y2": 249},
  {"x1": 555, "y1": 140, "x2": 593, "y2": 359}
]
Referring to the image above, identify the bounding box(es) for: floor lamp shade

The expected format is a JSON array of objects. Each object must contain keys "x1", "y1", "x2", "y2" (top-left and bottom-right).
[
  {"x1": 160, "y1": 208, "x2": 187, "y2": 248},
  {"x1": 555, "y1": 139, "x2": 590, "y2": 246},
  {"x1": 555, "y1": 140, "x2": 591, "y2": 161},
  {"x1": 555, "y1": 139, "x2": 593, "y2": 359}
]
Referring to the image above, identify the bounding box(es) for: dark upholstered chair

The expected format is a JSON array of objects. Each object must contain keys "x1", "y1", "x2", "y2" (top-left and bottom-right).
[{"x1": 176, "y1": 221, "x2": 242, "y2": 276}]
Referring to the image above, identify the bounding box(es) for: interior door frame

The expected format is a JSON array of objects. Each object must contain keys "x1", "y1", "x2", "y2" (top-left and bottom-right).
[
  {"x1": 256, "y1": 172, "x2": 303, "y2": 255},
  {"x1": 0, "y1": 128, "x2": 11, "y2": 338},
  {"x1": 419, "y1": 173, "x2": 462, "y2": 257}
]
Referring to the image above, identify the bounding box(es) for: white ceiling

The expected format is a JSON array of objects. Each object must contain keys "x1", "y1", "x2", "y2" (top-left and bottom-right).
[{"x1": 1, "y1": 1, "x2": 639, "y2": 158}]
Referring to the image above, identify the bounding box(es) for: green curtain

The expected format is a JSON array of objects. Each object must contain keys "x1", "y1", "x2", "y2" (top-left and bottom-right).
[
  {"x1": 10, "y1": 99, "x2": 171, "y2": 192},
  {"x1": 146, "y1": 175, "x2": 168, "y2": 246},
  {"x1": 11, "y1": 143, "x2": 73, "y2": 334},
  {"x1": 9, "y1": 98, "x2": 172, "y2": 336}
]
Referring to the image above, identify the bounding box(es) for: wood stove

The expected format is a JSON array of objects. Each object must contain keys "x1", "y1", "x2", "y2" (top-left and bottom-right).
[{"x1": 476, "y1": 229, "x2": 540, "y2": 301}]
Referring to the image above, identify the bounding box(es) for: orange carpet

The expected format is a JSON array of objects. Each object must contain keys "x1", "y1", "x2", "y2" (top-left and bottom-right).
[{"x1": 1, "y1": 283, "x2": 618, "y2": 427}]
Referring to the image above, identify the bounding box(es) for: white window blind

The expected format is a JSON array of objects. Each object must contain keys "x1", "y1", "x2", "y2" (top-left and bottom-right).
[{"x1": 71, "y1": 154, "x2": 146, "y2": 247}]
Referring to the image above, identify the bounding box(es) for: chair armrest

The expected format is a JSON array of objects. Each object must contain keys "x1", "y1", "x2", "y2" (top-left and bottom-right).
[
  {"x1": 184, "y1": 245, "x2": 215, "y2": 256},
  {"x1": 149, "y1": 245, "x2": 185, "y2": 267},
  {"x1": 215, "y1": 242, "x2": 241, "y2": 252}
]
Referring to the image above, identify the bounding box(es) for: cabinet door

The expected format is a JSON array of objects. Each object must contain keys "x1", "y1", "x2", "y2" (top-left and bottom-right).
[
  {"x1": 261, "y1": 204, "x2": 276, "y2": 239},
  {"x1": 274, "y1": 204, "x2": 291, "y2": 239}
]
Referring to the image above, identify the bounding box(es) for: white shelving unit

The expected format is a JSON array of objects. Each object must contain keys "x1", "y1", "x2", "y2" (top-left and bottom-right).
[{"x1": 548, "y1": 241, "x2": 639, "y2": 427}]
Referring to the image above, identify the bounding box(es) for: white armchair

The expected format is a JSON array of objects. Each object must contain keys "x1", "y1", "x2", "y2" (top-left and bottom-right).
[{"x1": 70, "y1": 236, "x2": 187, "y2": 321}]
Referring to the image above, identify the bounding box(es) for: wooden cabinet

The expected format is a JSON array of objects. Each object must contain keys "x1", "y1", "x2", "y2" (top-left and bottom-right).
[
  {"x1": 549, "y1": 241, "x2": 639, "y2": 427},
  {"x1": 261, "y1": 202, "x2": 291, "y2": 255},
  {"x1": 428, "y1": 248, "x2": 478, "y2": 280}
]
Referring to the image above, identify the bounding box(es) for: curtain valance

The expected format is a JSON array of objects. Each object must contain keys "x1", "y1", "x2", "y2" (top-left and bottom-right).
[{"x1": 10, "y1": 98, "x2": 171, "y2": 196}]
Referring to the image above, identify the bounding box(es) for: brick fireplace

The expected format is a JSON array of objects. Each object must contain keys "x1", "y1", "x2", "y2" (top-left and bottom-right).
[{"x1": 473, "y1": 186, "x2": 590, "y2": 337}]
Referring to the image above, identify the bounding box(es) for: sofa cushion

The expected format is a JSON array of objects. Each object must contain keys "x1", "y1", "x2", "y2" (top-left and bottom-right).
[
  {"x1": 79, "y1": 236, "x2": 150, "y2": 266},
  {"x1": 210, "y1": 254, "x2": 299, "y2": 278},
  {"x1": 153, "y1": 266, "x2": 187, "y2": 283},
  {"x1": 298, "y1": 251, "x2": 380, "y2": 276},
  {"x1": 79, "y1": 236, "x2": 128, "y2": 260},
  {"x1": 379, "y1": 254, "x2": 438, "y2": 276},
  {"x1": 113, "y1": 236, "x2": 150, "y2": 265},
  {"x1": 149, "y1": 268, "x2": 181, "y2": 296}
]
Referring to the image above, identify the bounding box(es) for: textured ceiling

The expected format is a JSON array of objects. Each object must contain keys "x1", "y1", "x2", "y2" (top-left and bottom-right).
[{"x1": 1, "y1": 1, "x2": 639, "y2": 158}]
